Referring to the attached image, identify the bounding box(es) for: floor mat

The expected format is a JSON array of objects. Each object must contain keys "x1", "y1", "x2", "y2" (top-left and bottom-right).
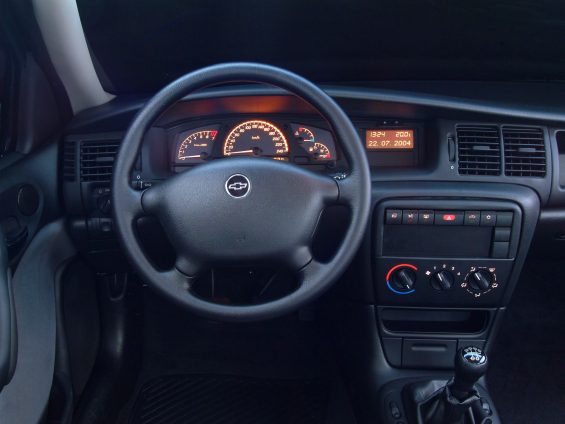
[
  {"x1": 129, "y1": 374, "x2": 329, "y2": 424},
  {"x1": 488, "y1": 259, "x2": 565, "y2": 423}
]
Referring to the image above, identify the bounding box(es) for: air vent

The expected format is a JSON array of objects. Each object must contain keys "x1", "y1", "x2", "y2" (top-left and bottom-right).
[
  {"x1": 80, "y1": 139, "x2": 121, "y2": 183},
  {"x1": 503, "y1": 127, "x2": 546, "y2": 177},
  {"x1": 457, "y1": 126, "x2": 501, "y2": 176},
  {"x1": 63, "y1": 141, "x2": 77, "y2": 181}
]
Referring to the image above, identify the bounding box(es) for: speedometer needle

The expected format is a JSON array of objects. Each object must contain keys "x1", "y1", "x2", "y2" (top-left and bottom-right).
[{"x1": 227, "y1": 150, "x2": 254, "y2": 155}]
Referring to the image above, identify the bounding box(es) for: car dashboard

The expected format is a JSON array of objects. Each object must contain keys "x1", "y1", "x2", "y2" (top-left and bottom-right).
[
  {"x1": 82, "y1": 95, "x2": 427, "y2": 195},
  {"x1": 61, "y1": 82, "x2": 564, "y2": 372}
]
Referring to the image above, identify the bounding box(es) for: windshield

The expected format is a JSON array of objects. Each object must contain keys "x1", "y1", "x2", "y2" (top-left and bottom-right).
[{"x1": 77, "y1": 0, "x2": 565, "y2": 94}]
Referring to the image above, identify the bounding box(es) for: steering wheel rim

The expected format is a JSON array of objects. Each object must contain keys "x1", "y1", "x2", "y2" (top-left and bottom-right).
[{"x1": 112, "y1": 63, "x2": 371, "y2": 322}]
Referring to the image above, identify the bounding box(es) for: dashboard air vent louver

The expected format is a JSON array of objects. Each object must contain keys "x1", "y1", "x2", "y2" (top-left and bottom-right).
[
  {"x1": 63, "y1": 141, "x2": 77, "y2": 181},
  {"x1": 457, "y1": 126, "x2": 501, "y2": 176},
  {"x1": 80, "y1": 139, "x2": 121, "y2": 183},
  {"x1": 502, "y1": 127, "x2": 546, "y2": 177}
]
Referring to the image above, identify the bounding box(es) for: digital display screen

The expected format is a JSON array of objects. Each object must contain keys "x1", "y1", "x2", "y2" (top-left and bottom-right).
[{"x1": 366, "y1": 129, "x2": 414, "y2": 150}]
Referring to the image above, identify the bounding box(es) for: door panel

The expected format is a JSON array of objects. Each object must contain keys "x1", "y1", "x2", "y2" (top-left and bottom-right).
[
  {"x1": 0, "y1": 220, "x2": 75, "y2": 422},
  {"x1": 0, "y1": 234, "x2": 16, "y2": 391}
]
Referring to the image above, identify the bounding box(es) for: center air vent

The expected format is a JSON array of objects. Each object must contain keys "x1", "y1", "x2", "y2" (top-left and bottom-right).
[
  {"x1": 457, "y1": 126, "x2": 501, "y2": 176},
  {"x1": 503, "y1": 127, "x2": 546, "y2": 177},
  {"x1": 80, "y1": 139, "x2": 121, "y2": 183}
]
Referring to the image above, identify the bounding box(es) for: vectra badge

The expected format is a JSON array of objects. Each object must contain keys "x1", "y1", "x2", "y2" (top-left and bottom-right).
[{"x1": 225, "y1": 174, "x2": 251, "y2": 198}]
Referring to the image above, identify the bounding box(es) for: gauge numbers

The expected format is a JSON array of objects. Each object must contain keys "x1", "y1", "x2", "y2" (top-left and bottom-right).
[
  {"x1": 175, "y1": 126, "x2": 219, "y2": 164},
  {"x1": 223, "y1": 120, "x2": 289, "y2": 158},
  {"x1": 307, "y1": 142, "x2": 332, "y2": 160}
]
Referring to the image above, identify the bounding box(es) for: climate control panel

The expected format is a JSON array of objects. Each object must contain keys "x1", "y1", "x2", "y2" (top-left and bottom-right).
[{"x1": 377, "y1": 258, "x2": 512, "y2": 307}]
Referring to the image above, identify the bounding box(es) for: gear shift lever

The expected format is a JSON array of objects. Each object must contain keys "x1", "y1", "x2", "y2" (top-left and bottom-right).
[
  {"x1": 402, "y1": 346, "x2": 495, "y2": 424},
  {"x1": 449, "y1": 346, "x2": 488, "y2": 400}
]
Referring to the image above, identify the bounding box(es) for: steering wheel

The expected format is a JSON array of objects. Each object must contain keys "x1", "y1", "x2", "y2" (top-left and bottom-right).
[{"x1": 112, "y1": 63, "x2": 371, "y2": 322}]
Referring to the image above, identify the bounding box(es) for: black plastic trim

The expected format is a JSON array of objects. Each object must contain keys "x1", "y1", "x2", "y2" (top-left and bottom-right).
[{"x1": 68, "y1": 85, "x2": 565, "y2": 134}]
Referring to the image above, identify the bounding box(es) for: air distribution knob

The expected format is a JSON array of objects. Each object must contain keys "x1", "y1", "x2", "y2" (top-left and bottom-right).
[
  {"x1": 390, "y1": 267, "x2": 417, "y2": 292},
  {"x1": 430, "y1": 270, "x2": 454, "y2": 290},
  {"x1": 467, "y1": 269, "x2": 494, "y2": 293}
]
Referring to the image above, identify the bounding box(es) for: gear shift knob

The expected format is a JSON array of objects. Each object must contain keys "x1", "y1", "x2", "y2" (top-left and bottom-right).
[{"x1": 450, "y1": 346, "x2": 488, "y2": 400}]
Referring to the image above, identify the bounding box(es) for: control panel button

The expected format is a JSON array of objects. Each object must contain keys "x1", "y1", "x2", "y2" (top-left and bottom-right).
[
  {"x1": 480, "y1": 211, "x2": 497, "y2": 226},
  {"x1": 435, "y1": 211, "x2": 464, "y2": 225},
  {"x1": 491, "y1": 241, "x2": 509, "y2": 258},
  {"x1": 418, "y1": 210, "x2": 434, "y2": 225},
  {"x1": 494, "y1": 227, "x2": 511, "y2": 242},
  {"x1": 464, "y1": 211, "x2": 481, "y2": 226},
  {"x1": 496, "y1": 212, "x2": 513, "y2": 227},
  {"x1": 402, "y1": 210, "x2": 418, "y2": 225},
  {"x1": 386, "y1": 209, "x2": 403, "y2": 224}
]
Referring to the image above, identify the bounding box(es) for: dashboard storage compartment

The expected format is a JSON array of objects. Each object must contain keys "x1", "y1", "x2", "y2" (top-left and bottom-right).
[
  {"x1": 402, "y1": 339, "x2": 457, "y2": 369},
  {"x1": 381, "y1": 308, "x2": 488, "y2": 334},
  {"x1": 378, "y1": 308, "x2": 494, "y2": 369}
]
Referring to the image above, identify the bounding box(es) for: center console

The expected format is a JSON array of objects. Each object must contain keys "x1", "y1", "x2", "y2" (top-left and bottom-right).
[
  {"x1": 373, "y1": 198, "x2": 525, "y2": 371},
  {"x1": 368, "y1": 184, "x2": 540, "y2": 423}
]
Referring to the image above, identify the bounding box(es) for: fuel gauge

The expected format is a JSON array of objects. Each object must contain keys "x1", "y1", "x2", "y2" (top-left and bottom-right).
[{"x1": 307, "y1": 142, "x2": 332, "y2": 160}]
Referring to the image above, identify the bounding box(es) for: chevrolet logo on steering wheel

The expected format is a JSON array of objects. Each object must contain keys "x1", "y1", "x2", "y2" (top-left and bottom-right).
[
  {"x1": 228, "y1": 182, "x2": 248, "y2": 191},
  {"x1": 225, "y1": 174, "x2": 251, "y2": 198}
]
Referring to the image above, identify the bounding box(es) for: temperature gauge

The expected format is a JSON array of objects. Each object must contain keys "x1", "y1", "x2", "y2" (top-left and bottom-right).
[
  {"x1": 294, "y1": 127, "x2": 315, "y2": 143},
  {"x1": 174, "y1": 126, "x2": 220, "y2": 164}
]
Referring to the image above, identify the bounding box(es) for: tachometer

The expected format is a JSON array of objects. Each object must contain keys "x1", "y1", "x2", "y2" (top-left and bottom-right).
[
  {"x1": 223, "y1": 120, "x2": 289, "y2": 158},
  {"x1": 175, "y1": 126, "x2": 219, "y2": 164}
]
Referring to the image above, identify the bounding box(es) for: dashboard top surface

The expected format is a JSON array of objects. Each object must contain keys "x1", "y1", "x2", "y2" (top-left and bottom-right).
[{"x1": 63, "y1": 83, "x2": 565, "y2": 207}]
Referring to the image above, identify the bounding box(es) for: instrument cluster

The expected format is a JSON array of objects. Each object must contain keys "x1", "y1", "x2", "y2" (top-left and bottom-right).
[{"x1": 171, "y1": 119, "x2": 338, "y2": 169}]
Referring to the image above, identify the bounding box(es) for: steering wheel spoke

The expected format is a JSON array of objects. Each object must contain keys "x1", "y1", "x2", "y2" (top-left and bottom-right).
[
  {"x1": 140, "y1": 184, "x2": 164, "y2": 216},
  {"x1": 174, "y1": 254, "x2": 204, "y2": 279},
  {"x1": 334, "y1": 174, "x2": 361, "y2": 205},
  {"x1": 160, "y1": 267, "x2": 197, "y2": 292},
  {"x1": 296, "y1": 259, "x2": 326, "y2": 288},
  {"x1": 287, "y1": 245, "x2": 314, "y2": 272},
  {"x1": 122, "y1": 187, "x2": 145, "y2": 219}
]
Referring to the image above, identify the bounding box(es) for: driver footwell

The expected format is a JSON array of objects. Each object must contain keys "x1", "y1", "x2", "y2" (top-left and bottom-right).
[
  {"x1": 129, "y1": 374, "x2": 328, "y2": 424},
  {"x1": 117, "y1": 289, "x2": 356, "y2": 424}
]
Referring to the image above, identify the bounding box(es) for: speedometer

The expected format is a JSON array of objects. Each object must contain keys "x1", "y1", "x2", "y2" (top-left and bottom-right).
[{"x1": 223, "y1": 120, "x2": 289, "y2": 158}]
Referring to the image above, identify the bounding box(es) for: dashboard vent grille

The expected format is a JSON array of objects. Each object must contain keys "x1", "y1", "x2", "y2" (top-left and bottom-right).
[
  {"x1": 80, "y1": 139, "x2": 121, "y2": 183},
  {"x1": 457, "y1": 126, "x2": 501, "y2": 176},
  {"x1": 63, "y1": 141, "x2": 77, "y2": 181},
  {"x1": 503, "y1": 127, "x2": 546, "y2": 177}
]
